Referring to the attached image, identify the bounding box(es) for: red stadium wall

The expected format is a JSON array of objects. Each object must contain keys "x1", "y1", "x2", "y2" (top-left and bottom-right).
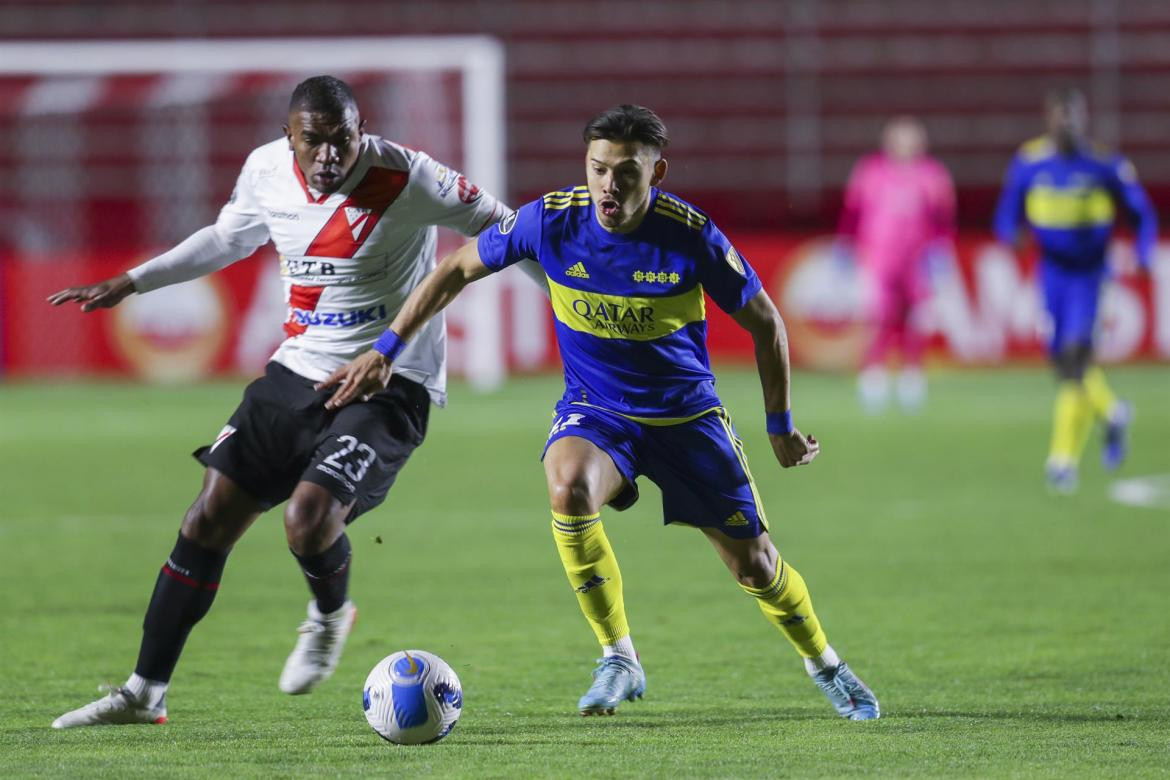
[{"x1": 5, "y1": 234, "x2": 1167, "y2": 380}]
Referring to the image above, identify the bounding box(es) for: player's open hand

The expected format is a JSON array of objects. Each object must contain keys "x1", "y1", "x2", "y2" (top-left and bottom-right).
[
  {"x1": 770, "y1": 429, "x2": 820, "y2": 468},
  {"x1": 46, "y1": 273, "x2": 136, "y2": 312},
  {"x1": 315, "y1": 349, "x2": 393, "y2": 410}
]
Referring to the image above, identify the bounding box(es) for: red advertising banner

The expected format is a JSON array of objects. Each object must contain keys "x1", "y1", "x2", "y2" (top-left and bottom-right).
[
  {"x1": 3, "y1": 234, "x2": 1168, "y2": 380},
  {"x1": 718, "y1": 235, "x2": 1169, "y2": 370}
]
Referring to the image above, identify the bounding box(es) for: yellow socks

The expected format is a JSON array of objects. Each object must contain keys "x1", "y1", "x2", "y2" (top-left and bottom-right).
[
  {"x1": 551, "y1": 512, "x2": 629, "y2": 645},
  {"x1": 740, "y1": 560, "x2": 828, "y2": 659},
  {"x1": 1048, "y1": 381, "x2": 1094, "y2": 465},
  {"x1": 1083, "y1": 367, "x2": 1120, "y2": 422}
]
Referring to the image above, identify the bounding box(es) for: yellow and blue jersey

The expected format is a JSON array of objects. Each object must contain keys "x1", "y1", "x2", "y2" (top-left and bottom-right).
[
  {"x1": 993, "y1": 136, "x2": 1157, "y2": 269},
  {"x1": 478, "y1": 186, "x2": 762, "y2": 419}
]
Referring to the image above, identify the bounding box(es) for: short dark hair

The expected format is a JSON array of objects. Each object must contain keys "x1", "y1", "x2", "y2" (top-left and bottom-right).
[
  {"x1": 289, "y1": 75, "x2": 358, "y2": 116},
  {"x1": 583, "y1": 104, "x2": 669, "y2": 150}
]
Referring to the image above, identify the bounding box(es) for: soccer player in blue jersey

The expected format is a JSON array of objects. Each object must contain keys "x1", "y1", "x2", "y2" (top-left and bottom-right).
[
  {"x1": 995, "y1": 87, "x2": 1157, "y2": 494},
  {"x1": 321, "y1": 105, "x2": 879, "y2": 720}
]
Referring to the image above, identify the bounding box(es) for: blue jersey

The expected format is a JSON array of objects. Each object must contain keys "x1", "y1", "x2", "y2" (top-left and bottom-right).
[
  {"x1": 993, "y1": 136, "x2": 1157, "y2": 270},
  {"x1": 478, "y1": 186, "x2": 762, "y2": 419}
]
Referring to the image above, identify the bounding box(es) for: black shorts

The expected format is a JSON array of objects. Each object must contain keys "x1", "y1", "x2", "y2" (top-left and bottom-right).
[{"x1": 195, "y1": 361, "x2": 430, "y2": 522}]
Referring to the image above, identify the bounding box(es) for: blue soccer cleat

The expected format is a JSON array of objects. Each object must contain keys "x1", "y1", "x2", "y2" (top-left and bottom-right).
[
  {"x1": 811, "y1": 662, "x2": 880, "y2": 721},
  {"x1": 1102, "y1": 401, "x2": 1132, "y2": 472},
  {"x1": 578, "y1": 655, "x2": 646, "y2": 716},
  {"x1": 1045, "y1": 461, "x2": 1078, "y2": 495}
]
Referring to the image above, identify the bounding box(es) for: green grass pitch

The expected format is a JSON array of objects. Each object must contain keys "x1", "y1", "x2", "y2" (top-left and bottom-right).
[{"x1": 2, "y1": 366, "x2": 1169, "y2": 778}]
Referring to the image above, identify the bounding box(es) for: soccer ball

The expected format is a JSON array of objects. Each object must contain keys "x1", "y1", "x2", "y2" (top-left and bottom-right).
[{"x1": 362, "y1": 650, "x2": 463, "y2": 745}]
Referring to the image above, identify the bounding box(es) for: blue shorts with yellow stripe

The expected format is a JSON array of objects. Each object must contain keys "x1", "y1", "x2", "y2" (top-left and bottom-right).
[
  {"x1": 1038, "y1": 257, "x2": 1107, "y2": 356},
  {"x1": 542, "y1": 400, "x2": 769, "y2": 539}
]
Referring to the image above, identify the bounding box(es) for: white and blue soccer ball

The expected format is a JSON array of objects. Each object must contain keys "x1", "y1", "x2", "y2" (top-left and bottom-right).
[{"x1": 362, "y1": 650, "x2": 463, "y2": 745}]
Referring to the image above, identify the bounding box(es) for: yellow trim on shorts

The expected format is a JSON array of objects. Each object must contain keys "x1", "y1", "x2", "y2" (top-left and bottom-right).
[{"x1": 713, "y1": 408, "x2": 770, "y2": 532}]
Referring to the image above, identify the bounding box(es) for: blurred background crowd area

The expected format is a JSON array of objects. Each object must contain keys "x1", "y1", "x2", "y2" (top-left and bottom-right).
[{"x1": 2, "y1": 0, "x2": 1169, "y2": 379}]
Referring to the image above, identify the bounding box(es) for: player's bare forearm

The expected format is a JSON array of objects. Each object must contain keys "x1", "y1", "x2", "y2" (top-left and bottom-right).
[
  {"x1": 317, "y1": 241, "x2": 493, "y2": 409},
  {"x1": 732, "y1": 290, "x2": 791, "y2": 414},
  {"x1": 731, "y1": 289, "x2": 819, "y2": 468},
  {"x1": 46, "y1": 272, "x2": 136, "y2": 312}
]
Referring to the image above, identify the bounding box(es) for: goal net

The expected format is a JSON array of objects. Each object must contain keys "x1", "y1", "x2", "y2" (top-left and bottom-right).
[{"x1": 0, "y1": 37, "x2": 524, "y2": 387}]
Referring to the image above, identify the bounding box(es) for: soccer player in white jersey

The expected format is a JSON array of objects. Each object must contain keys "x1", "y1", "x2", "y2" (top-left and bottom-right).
[{"x1": 46, "y1": 76, "x2": 539, "y2": 728}]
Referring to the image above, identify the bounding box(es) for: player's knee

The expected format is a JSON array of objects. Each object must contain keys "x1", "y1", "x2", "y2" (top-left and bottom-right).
[
  {"x1": 732, "y1": 546, "x2": 780, "y2": 590},
  {"x1": 1054, "y1": 343, "x2": 1091, "y2": 380},
  {"x1": 283, "y1": 490, "x2": 339, "y2": 554},
  {"x1": 181, "y1": 491, "x2": 237, "y2": 551},
  {"x1": 547, "y1": 473, "x2": 598, "y2": 516}
]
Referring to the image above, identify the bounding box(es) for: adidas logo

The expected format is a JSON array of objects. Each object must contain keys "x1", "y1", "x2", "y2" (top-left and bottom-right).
[
  {"x1": 724, "y1": 511, "x2": 749, "y2": 527},
  {"x1": 575, "y1": 575, "x2": 609, "y2": 593},
  {"x1": 565, "y1": 261, "x2": 590, "y2": 279}
]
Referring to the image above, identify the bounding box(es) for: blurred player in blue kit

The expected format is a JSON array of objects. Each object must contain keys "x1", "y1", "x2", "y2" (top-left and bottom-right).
[
  {"x1": 323, "y1": 105, "x2": 880, "y2": 720},
  {"x1": 995, "y1": 87, "x2": 1157, "y2": 494}
]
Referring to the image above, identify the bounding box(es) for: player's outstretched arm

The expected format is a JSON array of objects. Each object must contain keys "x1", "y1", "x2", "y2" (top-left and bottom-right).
[
  {"x1": 47, "y1": 224, "x2": 255, "y2": 313},
  {"x1": 317, "y1": 240, "x2": 494, "y2": 409},
  {"x1": 731, "y1": 289, "x2": 820, "y2": 469},
  {"x1": 47, "y1": 273, "x2": 137, "y2": 312}
]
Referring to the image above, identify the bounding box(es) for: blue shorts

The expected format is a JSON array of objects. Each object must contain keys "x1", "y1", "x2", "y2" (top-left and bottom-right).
[
  {"x1": 1039, "y1": 259, "x2": 1107, "y2": 356},
  {"x1": 542, "y1": 401, "x2": 769, "y2": 539}
]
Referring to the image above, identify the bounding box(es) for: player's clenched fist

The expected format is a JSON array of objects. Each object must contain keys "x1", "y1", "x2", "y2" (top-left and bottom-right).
[
  {"x1": 47, "y1": 272, "x2": 136, "y2": 312},
  {"x1": 769, "y1": 430, "x2": 820, "y2": 468},
  {"x1": 315, "y1": 349, "x2": 393, "y2": 410}
]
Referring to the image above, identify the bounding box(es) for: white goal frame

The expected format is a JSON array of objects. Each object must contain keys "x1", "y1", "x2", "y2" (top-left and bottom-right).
[{"x1": 0, "y1": 37, "x2": 511, "y2": 388}]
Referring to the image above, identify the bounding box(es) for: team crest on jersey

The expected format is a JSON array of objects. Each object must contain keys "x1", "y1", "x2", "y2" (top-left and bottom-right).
[
  {"x1": 498, "y1": 211, "x2": 517, "y2": 234},
  {"x1": 345, "y1": 207, "x2": 373, "y2": 240},
  {"x1": 725, "y1": 247, "x2": 745, "y2": 276}
]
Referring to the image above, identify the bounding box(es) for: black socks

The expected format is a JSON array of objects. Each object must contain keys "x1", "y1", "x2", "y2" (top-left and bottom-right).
[
  {"x1": 293, "y1": 533, "x2": 352, "y2": 615},
  {"x1": 134, "y1": 534, "x2": 228, "y2": 683}
]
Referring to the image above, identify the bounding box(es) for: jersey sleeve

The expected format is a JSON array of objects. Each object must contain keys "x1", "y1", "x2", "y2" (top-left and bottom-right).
[
  {"x1": 406, "y1": 151, "x2": 504, "y2": 236},
  {"x1": 993, "y1": 154, "x2": 1028, "y2": 246},
  {"x1": 697, "y1": 221, "x2": 763, "y2": 314},
  {"x1": 214, "y1": 153, "x2": 272, "y2": 253},
  {"x1": 476, "y1": 199, "x2": 543, "y2": 272},
  {"x1": 1108, "y1": 155, "x2": 1158, "y2": 269}
]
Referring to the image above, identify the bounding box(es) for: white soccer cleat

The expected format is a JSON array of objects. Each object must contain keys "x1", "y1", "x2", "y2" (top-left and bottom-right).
[
  {"x1": 51, "y1": 685, "x2": 167, "y2": 729},
  {"x1": 279, "y1": 600, "x2": 357, "y2": 695}
]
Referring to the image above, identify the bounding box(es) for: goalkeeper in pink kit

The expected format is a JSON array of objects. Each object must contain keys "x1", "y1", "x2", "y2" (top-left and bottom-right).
[{"x1": 838, "y1": 117, "x2": 956, "y2": 412}]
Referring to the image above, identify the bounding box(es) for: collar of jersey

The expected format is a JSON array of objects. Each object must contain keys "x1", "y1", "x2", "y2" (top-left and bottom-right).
[{"x1": 584, "y1": 188, "x2": 660, "y2": 245}]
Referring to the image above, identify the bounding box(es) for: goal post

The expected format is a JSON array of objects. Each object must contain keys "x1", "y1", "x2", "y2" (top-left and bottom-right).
[{"x1": 0, "y1": 37, "x2": 512, "y2": 388}]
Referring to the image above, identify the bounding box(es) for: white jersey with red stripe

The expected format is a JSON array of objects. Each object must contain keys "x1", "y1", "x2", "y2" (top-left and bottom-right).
[{"x1": 217, "y1": 133, "x2": 504, "y2": 405}]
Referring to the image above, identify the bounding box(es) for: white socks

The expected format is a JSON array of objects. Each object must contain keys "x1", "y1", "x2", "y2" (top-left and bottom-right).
[
  {"x1": 860, "y1": 367, "x2": 927, "y2": 413},
  {"x1": 802, "y1": 644, "x2": 842, "y2": 675},
  {"x1": 897, "y1": 368, "x2": 927, "y2": 412},
  {"x1": 858, "y1": 367, "x2": 890, "y2": 414},
  {"x1": 124, "y1": 673, "x2": 167, "y2": 708},
  {"x1": 603, "y1": 635, "x2": 638, "y2": 663}
]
